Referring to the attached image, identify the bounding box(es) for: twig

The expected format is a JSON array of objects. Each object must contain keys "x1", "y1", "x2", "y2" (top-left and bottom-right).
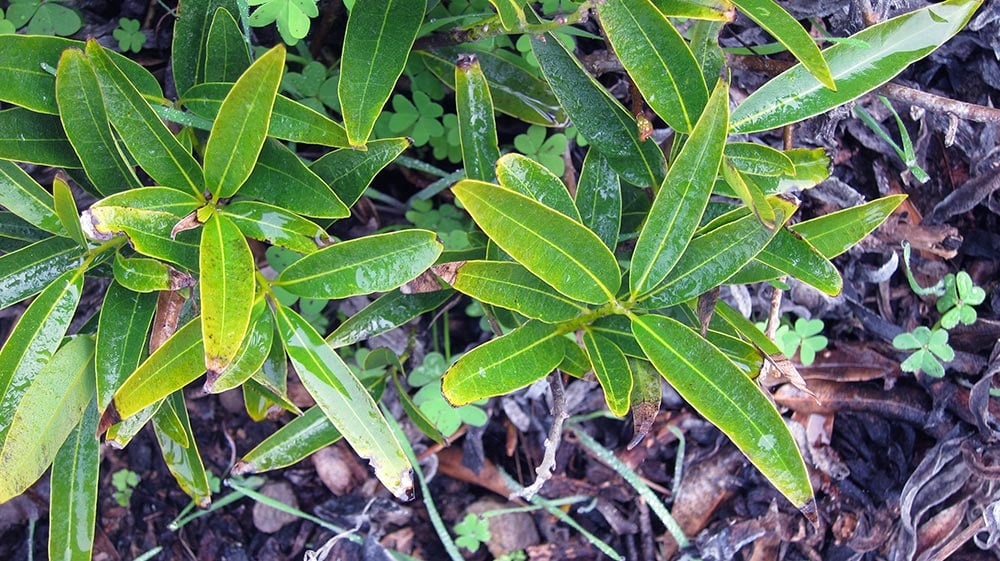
[
  {"x1": 876, "y1": 82, "x2": 1000, "y2": 124},
  {"x1": 511, "y1": 372, "x2": 569, "y2": 500}
]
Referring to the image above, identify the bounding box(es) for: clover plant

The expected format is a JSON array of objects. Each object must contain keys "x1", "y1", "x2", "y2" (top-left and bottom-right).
[
  {"x1": 6, "y1": 0, "x2": 81, "y2": 36},
  {"x1": 112, "y1": 18, "x2": 147, "y2": 54}
]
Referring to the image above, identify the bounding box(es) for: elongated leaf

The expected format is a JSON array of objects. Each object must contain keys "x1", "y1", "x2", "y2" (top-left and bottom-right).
[
  {"x1": 86, "y1": 41, "x2": 205, "y2": 197},
  {"x1": 204, "y1": 7, "x2": 251, "y2": 82},
  {"x1": 153, "y1": 392, "x2": 211, "y2": 507},
  {"x1": 392, "y1": 370, "x2": 446, "y2": 445},
  {"x1": 724, "y1": 142, "x2": 795, "y2": 177},
  {"x1": 731, "y1": 0, "x2": 982, "y2": 133},
  {"x1": 310, "y1": 137, "x2": 410, "y2": 208},
  {"x1": 0, "y1": 160, "x2": 63, "y2": 234},
  {"x1": 495, "y1": 153, "x2": 579, "y2": 220},
  {"x1": 729, "y1": 228, "x2": 842, "y2": 295},
  {"x1": 242, "y1": 139, "x2": 350, "y2": 218},
  {"x1": 454, "y1": 181, "x2": 620, "y2": 305},
  {"x1": 652, "y1": 0, "x2": 734, "y2": 20},
  {"x1": 631, "y1": 314, "x2": 812, "y2": 507},
  {"x1": 234, "y1": 406, "x2": 342, "y2": 474},
  {"x1": 222, "y1": 200, "x2": 326, "y2": 254},
  {"x1": 172, "y1": 0, "x2": 242, "y2": 95},
  {"x1": 0, "y1": 107, "x2": 80, "y2": 168},
  {"x1": 113, "y1": 253, "x2": 195, "y2": 293},
  {"x1": 111, "y1": 318, "x2": 204, "y2": 420},
  {"x1": 276, "y1": 230, "x2": 442, "y2": 299},
  {"x1": 591, "y1": 315, "x2": 645, "y2": 358},
  {"x1": 95, "y1": 282, "x2": 156, "y2": 411},
  {"x1": 456, "y1": 55, "x2": 501, "y2": 183},
  {"x1": 339, "y1": 0, "x2": 426, "y2": 145},
  {"x1": 598, "y1": 0, "x2": 708, "y2": 132},
  {"x1": 559, "y1": 336, "x2": 591, "y2": 378},
  {"x1": 442, "y1": 320, "x2": 564, "y2": 405},
  {"x1": 0, "y1": 335, "x2": 95, "y2": 503},
  {"x1": 273, "y1": 304, "x2": 414, "y2": 500},
  {"x1": 205, "y1": 302, "x2": 273, "y2": 393},
  {"x1": 0, "y1": 236, "x2": 84, "y2": 308},
  {"x1": 326, "y1": 289, "x2": 454, "y2": 348},
  {"x1": 453, "y1": 261, "x2": 587, "y2": 323},
  {"x1": 721, "y1": 158, "x2": 777, "y2": 226},
  {"x1": 204, "y1": 45, "x2": 285, "y2": 199},
  {"x1": 52, "y1": 178, "x2": 87, "y2": 248},
  {"x1": 731, "y1": 0, "x2": 834, "y2": 89},
  {"x1": 489, "y1": 0, "x2": 524, "y2": 29},
  {"x1": 49, "y1": 398, "x2": 100, "y2": 561},
  {"x1": 575, "y1": 149, "x2": 621, "y2": 251},
  {"x1": 583, "y1": 331, "x2": 632, "y2": 417},
  {"x1": 0, "y1": 212, "x2": 48, "y2": 252},
  {"x1": 0, "y1": 268, "x2": 83, "y2": 456},
  {"x1": 200, "y1": 213, "x2": 255, "y2": 374},
  {"x1": 792, "y1": 194, "x2": 906, "y2": 258},
  {"x1": 531, "y1": 33, "x2": 665, "y2": 187},
  {"x1": 631, "y1": 80, "x2": 728, "y2": 297},
  {"x1": 56, "y1": 49, "x2": 142, "y2": 196}
]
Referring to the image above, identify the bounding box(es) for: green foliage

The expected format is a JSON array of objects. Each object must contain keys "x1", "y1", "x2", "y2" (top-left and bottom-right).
[
  {"x1": 937, "y1": 271, "x2": 985, "y2": 329},
  {"x1": 0, "y1": 9, "x2": 17, "y2": 34},
  {"x1": 513, "y1": 125, "x2": 568, "y2": 176},
  {"x1": 6, "y1": 0, "x2": 81, "y2": 36},
  {"x1": 893, "y1": 326, "x2": 954, "y2": 379},
  {"x1": 759, "y1": 317, "x2": 829, "y2": 366},
  {"x1": 113, "y1": 18, "x2": 147, "y2": 53},
  {"x1": 247, "y1": 0, "x2": 319, "y2": 46},
  {"x1": 409, "y1": 352, "x2": 488, "y2": 436},
  {"x1": 281, "y1": 61, "x2": 340, "y2": 114},
  {"x1": 453, "y1": 513, "x2": 491, "y2": 552},
  {"x1": 853, "y1": 96, "x2": 929, "y2": 182},
  {"x1": 112, "y1": 469, "x2": 140, "y2": 507}
]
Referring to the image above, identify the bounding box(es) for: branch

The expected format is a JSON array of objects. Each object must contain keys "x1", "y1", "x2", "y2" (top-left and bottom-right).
[{"x1": 511, "y1": 372, "x2": 569, "y2": 501}]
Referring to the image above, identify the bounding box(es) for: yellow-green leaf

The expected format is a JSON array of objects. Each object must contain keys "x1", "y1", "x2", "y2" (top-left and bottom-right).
[
  {"x1": 731, "y1": 0, "x2": 834, "y2": 89},
  {"x1": 200, "y1": 213, "x2": 255, "y2": 375},
  {"x1": 452, "y1": 260, "x2": 588, "y2": 323},
  {"x1": 456, "y1": 55, "x2": 501, "y2": 183},
  {"x1": 152, "y1": 392, "x2": 212, "y2": 507},
  {"x1": 583, "y1": 331, "x2": 632, "y2": 417},
  {"x1": 49, "y1": 398, "x2": 100, "y2": 561}
]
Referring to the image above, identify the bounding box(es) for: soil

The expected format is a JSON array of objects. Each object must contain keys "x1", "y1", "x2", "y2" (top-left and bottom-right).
[{"x1": 1, "y1": 1, "x2": 1000, "y2": 560}]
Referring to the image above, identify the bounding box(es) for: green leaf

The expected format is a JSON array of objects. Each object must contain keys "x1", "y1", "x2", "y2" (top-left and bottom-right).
[
  {"x1": 531, "y1": 33, "x2": 665, "y2": 187},
  {"x1": 56, "y1": 48, "x2": 142, "y2": 196},
  {"x1": 234, "y1": 405, "x2": 342, "y2": 474},
  {"x1": 590, "y1": 315, "x2": 645, "y2": 358},
  {"x1": 113, "y1": 253, "x2": 196, "y2": 293},
  {"x1": 0, "y1": 236, "x2": 84, "y2": 308},
  {"x1": 0, "y1": 160, "x2": 63, "y2": 235},
  {"x1": 630, "y1": 80, "x2": 728, "y2": 297},
  {"x1": 720, "y1": 158, "x2": 777, "y2": 227},
  {"x1": 452, "y1": 260, "x2": 588, "y2": 323},
  {"x1": 326, "y1": 289, "x2": 453, "y2": 348},
  {"x1": 652, "y1": 0, "x2": 734, "y2": 20},
  {"x1": 583, "y1": 331, "x2": 632, "y2": 417},
  {"x1": 275, "y1": 230, "x2": 442, "y2": 299},
  {"x1": 597, "y1": 0, "x2": 708, "y2": 133},
  {"x1": 240, "y1": 139, "x2": 350, "y2": 219},
  {"x1": 394, "y1": 370, "x2": 447, "y2": 445},
  {"x1": 0, "y1": 335, "x2": 95, "y2": 503},
  {"x1": 0, "y1": 34, "x2": 77, "y2": 114},
  {"x1": 50, "y1": 178, "x2": 86, "y2": 248},
  {"x1": 339, "y1": 0, "x2": 426, "y2": 146},
  {"x1": 489, "y1": 0, "x2": 524, "y2": 29},
  {"x1": 200, "y1": 213, "x2": 255, "y2": 374},
  {"x1": 731, "y1": 0, "x2": 982, "y2": 133},
  {"x1": 0, "y1": 107, "x2": 80, "y2": 168},
  {"x1": 310, "y1": 137, "x2": 410, "y2": 208},
  {"x1": 152, "y1": 392, "x2": 212, "y2": 507},
  {"x1": 495, "y1": 153, "x2": 579, "y2": 221},
  {"x1": 442, "y1": 320, "x2": 564, "y2": 405},
  {"x1": 172, "y1": 1, "x2": 242, "y2": 95},
  {"x1": 204, "y1": 45, "x2": 285, "y2": 199},
  {"x1": 453, "y1": 180, "x2": 620, "y2": 305},
  {"x1": 221, "y1": 200, "x2": 326, "y2": 254},
  {"x1": 724, "y1": 142, "x2": 796, "y2": 177},
  {"x1": 558, "y1": 336, "x2": 592, "y2": 378},
  {"x1": 111, "y1": 318, "x2": 204, "y2": 420},
  {"x1": 729, "y1": 227, "x2": 842, "y2": 295},
  {"x1": 730, "y1": 0, "x2": 834, "y2": 89},
  {"x1": 204, "y1": 8, "x2": 251, "y2": 83},
  {"x1": 86, "y1": 40, "x2": 205, "y2": 197},
  {"x1": 49, "y1": 398, "x2": 100, "y2": 561},
  {"x1": 0, "y1": 268, "x2": 83, "y2": 458},
  {"x1": 0, "y1": 211, "x2": 49, "y2": 252},
  {"x1": 95, "y1": 282, "x2": 156, "y2": 411},
  {"x1": 791, "y1": 194, "x2": 906, "y2": 258},
  {"x1": 273, "y1": 304, "x2": 414, "y2": 500},
  {"x1": 456, "y1": 55, "x2": 501, "y2": 183},
  {"x1": 631, "y1": 314, "x2": 812, "y2": 507},
  {"x1": 575, "y1": 149, "x2": 621, "y2": 251},
  {"x1": 205, "y1": 303, "x2": 273, "y2": 393}
]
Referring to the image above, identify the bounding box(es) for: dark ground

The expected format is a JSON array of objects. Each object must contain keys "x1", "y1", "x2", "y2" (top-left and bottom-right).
[{"x1": 2, "y1": 1, "x2": 1000, "y2": 560}]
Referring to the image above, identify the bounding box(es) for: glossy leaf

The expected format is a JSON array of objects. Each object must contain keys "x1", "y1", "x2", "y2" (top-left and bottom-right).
[
  {"x1": 111, "y1": 318, "x2": 204, "y2": 420},
  {"x1": 326, "y1": 289, "x2": 454, "y2": 348},
  {"x1": 631, "y1": 80, "x2": 728, "y2": 297},
  {"x1": 632, "y1": 314, "x2": 812, "y2": 506},
  {"x1": 0, "y1": 107, "x2": 80, "y2": 168},
  {"x1": 729, "y1": 228, "x2": 842, "y2": 295},
  {"x1": 56, "y1": 49, "x2": 142, "y2": 196},
  {"x1": 234, "y1": 406, "x2": 342, "y2": 474},
  {"x1": 489, "y1": 0, "x2": 524, "y2": 29},
  {"x1": 310, "y1": 137, "x2": 410, "y2": 208},
  {"x1": 276, "y1": 230, "x2": 442, "y2": 299},
  {"x1": 339, "y1": 0, "x2": 426, "y2": 145},
  {"x1": 583, "y1": 331, "x2": 632, "y2": 417},
  {"x1": 453, "y1": 261, "x2": 587, "y2": 323},
  {"x1": 95, "y1": 282, "x2": 156, "y2": 411},
  {"x1": 0, "y1": 212, "x2": 48, "y2": 252},
  {"x1": 113, "y1": 253, "x2": 196, "y2": 293},
  {"x1": 0, "y1": 35, "x2": 78, "y2": 114},
  {"x1": 731, "y1": 0, "x2": 982, "y2": 133},
  {"x1": 86, "y1": 40, "x2": 205, "y2": 197},
  {"x1": 273, "y1": 304, "x2": 414, "y2": 500},
  {"x1": 172, "y1": 0, "x2": 242, "y2": 95},
  {"x1": 204, "y1": 45, "x2": 285, "y2": 199},
  {"x1": 0, "y1": 335, "x2": 95, "y2": 503},
  {"x1": 49, "y1": 398, "x2": 100, "y2": 561},
  {"x1": 200, "y1": 213, "x2": 255, "y2": 374},
  {"x1": 221, "y1": 200, "x2": 326, "y2": 254},
  {"x1": 205, "y1": 302, "x2": 273, "y2": 393},
  {"x1": 152, "y1": 392, "x2": 212, "y2": 507},
  {"x1": 241, "y1": 139, "x2": 350, "y2": 218},
  {"x1": 598, "y1": 0, "x2": 708, "y2": 132},
  {"x1": 442, "y1": 320, "x2": 564, "y2": 405},
  {"x1": 456, "y1": 55, "x2": 501, "y2": 183},
  {"x1": 204, "y1": 8, "x2": 251, "y2": 83},
  {"x1": 531, "y1": 33, "x2": 665, "y2": 187},
  {"x1": 590, "y1": 315, "x2": 645, "y2": 358},
  {"x1": 575, "y1": 149, "x2": 621, "y2": 251},
  {"x1": 0, "y1": 160, "x2": 63, "y2": 235},
  {"x1": 724, "y1": 142, "x2": 795, "y2": 177},
  {"x1": 731, "y1": 0, "x2": 834, "y2": 89},
  {"x1": 453, "y1": 181, "x2": 620, "y2": 305},
  {"x1": 0, "y1": 268, "x2": 83, "y2": 456},
  {"x1": 0, "y1": 236, "x2": 84, "y2": 308},
  {"x1": 652, "y1": 0, "x2": 734, "y2": 20},
  {"x1": 393, "y1": 370, "x2": 447, "y2": 445},
  {"x1": 721, "y1": 158, "x2": 776, "y2": 227},
  {"x1": 792, "y1": 194, "x2": 906, "y2": 258},
  {"x1": 495, "y1": 153, "x2": 579, "y2": 221},
  {"x1": 558, "y1": 336, "x2": 591, "y2": 378}
]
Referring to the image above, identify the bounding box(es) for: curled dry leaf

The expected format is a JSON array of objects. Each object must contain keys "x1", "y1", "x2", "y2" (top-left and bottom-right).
[{"x1": 399, "y1": 261, "x2": 464, "y2": 294}]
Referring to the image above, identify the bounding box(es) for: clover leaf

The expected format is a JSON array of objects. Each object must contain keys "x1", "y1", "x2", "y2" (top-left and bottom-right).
[
  {"x1": 778, "y1": 318, "x2": 828, "y2": 366},
  {"x1": 409, "y1": 352, "x2": 488, "y2": 436},
  {"x1": 893, "y1": 326, "x2": 954, "y2": 378},
  {"x1": 386, "y1": 91, "x2": 444, "y2": 146},
  {"x1": 8, "y1": 0, "x2": 81, "y2": 36},
  {"x1": 429, "y1": 113, "x2": 462, "y2": 163},
  {"x1": 113, "y1": 18, "x2": 147, "y2": 53},
  {"x1": 282, "y1": 61, "x2": 341, "y2": 114},
  {"x1": 514, "y1": 125, "x2": 568, "y2": 176},
  {"x1": 454, "y1": 513, "x2": 491, "y2": 553},
  {"x1": 248, "y1": 0, "x2": 319, "y2": 46},
  {"x1": 937, "y1": 271, "x2": 985, "y2": 329},
  {"x1": 0, "y1": 9, "x2": 17, "y2": 34}
]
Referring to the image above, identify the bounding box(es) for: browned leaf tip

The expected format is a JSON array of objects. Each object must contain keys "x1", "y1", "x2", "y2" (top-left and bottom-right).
[
  {"x1": 96, "y1": 401, "x2": 122, "y2": 437},
  {"x1": 628, "y1": 401, "x2": 658, "y2": 450},
  {"x1": 400, "y1": 261, "x2": 465, "y2": 294},
  {"x1": 150, "y1": 290, "x2": 185, "y2": 352},
  {"x1": 170, "y1": 209, "x2": 201, "y2": 239},
  {"x1": 230, "y1": 461, "x2": 256, "y2": 476},
  {"x1": 456, "y1": 53, "x2": 478, "y2": 70}
]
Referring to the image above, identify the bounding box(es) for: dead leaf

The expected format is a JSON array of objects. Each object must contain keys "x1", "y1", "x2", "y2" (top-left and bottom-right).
[{"x1": 399, "y1": 261, "x2": 464, "y2": 294}]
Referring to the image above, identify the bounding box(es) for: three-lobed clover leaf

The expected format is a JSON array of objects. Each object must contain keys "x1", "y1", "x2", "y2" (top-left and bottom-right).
[
  {"x1": 0, "y1": 9, "x2": 17, "y2": 34},
  {"x1": 936, "y1": 271, "x2": 985, "y2": 329},
  {"x1": 454, "y1": 513, "x2": 491, "y2": 553},
  {"x1": 409, "y1": 352, "x2": 488, "y2": 437},
  {"x1": 113, "y1": 18, "x2": 147, "y2": 54},
  {"x1": 893, "y1": 326, "x2": 954, "y2": 378},
  {"x1": 385, "y1": 91, "x2": 444, "y2": 146},
  {"x1": 7, "y1": 0, "x2": 81, "y2": 36},
  {"x1": 778, "y1": 318, "x2": 828, "y2": 366},
  {"x1": 248, "y1": 0, "x2": 319, "y2": 46},
  {"x1": 513, "y1": 125, "x2": 568, "y2": 176},
  {"x1": 282, "y1": 61, "x2": 340, "y2": 114}
]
